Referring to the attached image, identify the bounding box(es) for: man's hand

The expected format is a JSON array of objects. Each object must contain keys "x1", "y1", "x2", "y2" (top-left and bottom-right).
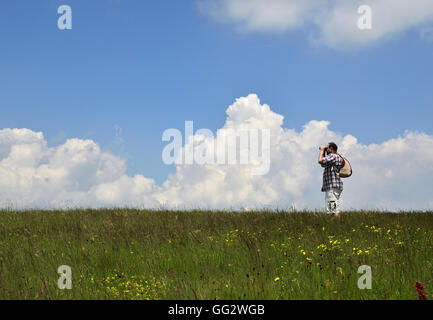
[{"x1": 318, "y1": 145, "x2": 326, "y2": 166}]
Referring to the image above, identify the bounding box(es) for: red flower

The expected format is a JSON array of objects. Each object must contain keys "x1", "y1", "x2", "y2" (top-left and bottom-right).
[{"x1": 414, "y1": 281, "x2": 428, "y2": 300}]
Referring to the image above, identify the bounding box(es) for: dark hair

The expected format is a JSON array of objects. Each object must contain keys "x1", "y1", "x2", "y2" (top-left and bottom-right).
[{"x1": 328, "y1": 142, "x2": 338, "y2": 152}]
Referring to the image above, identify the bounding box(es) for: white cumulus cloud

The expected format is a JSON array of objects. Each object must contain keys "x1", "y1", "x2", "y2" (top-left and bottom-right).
[
  {"x1": 197, "y1": 0, "x2": 433, "y2": 48},
  {"x1": 1, "y1": 94, "x2": 433, "y2": 211}
]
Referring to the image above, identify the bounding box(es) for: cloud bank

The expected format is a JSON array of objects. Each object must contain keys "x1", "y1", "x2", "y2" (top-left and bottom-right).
[
  {"x1": 197, "y1": 0, "x2": 433, "y2": 48},
  {"x1": 1, "y1": 94, "x2": 433, "y2": 211}
]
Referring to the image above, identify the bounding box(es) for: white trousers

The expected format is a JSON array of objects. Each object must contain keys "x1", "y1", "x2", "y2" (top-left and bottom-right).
[{"x1": 325, "y1": 188, "x2": 342, "y2": 214}]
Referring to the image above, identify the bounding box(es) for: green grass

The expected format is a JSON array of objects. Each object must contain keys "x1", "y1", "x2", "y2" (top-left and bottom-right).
[{"x1": 0, "y1": 209, "x2": 432, "y2": 300}]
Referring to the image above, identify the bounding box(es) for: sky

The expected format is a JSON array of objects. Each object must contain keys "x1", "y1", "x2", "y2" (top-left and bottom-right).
[{"x1": 0, "y1": 0, "x2": 433, "y2": 210}]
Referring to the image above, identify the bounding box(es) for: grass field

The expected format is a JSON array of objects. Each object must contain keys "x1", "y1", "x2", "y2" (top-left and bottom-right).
[{"x1": 0, "y1": 209, "x2": 432, "y2": 300}]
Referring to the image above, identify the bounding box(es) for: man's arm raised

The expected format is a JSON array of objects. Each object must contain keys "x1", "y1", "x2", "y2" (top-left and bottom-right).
[{"x1": 318, "y1": 146, "x2": 326, "y2": 167}]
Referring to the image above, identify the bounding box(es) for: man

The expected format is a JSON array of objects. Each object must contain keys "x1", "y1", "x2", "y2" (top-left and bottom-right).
[{"x1": 318, "y1": 142, "x2": 343, "y2": 217}]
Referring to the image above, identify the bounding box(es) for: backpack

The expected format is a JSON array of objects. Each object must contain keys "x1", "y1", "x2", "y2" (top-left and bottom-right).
[{"x1": 337, "y1": 153, "x2": 352, "y2": 178}]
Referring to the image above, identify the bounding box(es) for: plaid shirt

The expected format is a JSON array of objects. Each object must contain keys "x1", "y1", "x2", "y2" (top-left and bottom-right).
[{"x1": 321, "y1": 153, "x2": 343, "y2": 192}]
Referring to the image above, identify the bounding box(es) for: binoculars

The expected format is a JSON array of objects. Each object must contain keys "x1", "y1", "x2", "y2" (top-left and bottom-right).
[{"x1": 320, "y1": 146, "x2": 328, "y2": 155}]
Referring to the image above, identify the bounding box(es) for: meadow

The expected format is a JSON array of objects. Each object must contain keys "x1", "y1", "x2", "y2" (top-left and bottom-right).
[{"x1": 0, "y1": 209, "x2": 432, "y2": 300}]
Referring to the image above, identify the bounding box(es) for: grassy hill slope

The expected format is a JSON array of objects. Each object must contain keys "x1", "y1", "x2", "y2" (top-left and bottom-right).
[{"x1": 0, "y1": 209, "x2": 432, "y2": 299}]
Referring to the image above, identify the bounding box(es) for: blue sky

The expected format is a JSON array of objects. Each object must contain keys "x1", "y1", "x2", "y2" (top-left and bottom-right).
[{"x1": 1, "y1": 0, "x2": 432, "y2": 185}]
